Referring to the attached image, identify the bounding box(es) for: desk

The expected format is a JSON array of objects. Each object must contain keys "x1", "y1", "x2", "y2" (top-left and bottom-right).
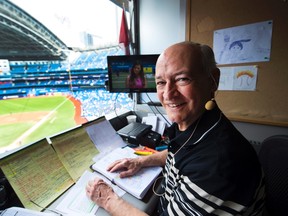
[
  {"x1": 2, "y1": 113, "x2": 160, "y2": 215},
  {"x1": 45, "y1": 114, "x2": 161, "y2": 215},
  {"x1": 46, "y1": 177, "x2": 160, "y2": 215}
]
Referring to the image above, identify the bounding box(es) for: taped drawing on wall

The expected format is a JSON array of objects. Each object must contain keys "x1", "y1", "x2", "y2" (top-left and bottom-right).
[{"x1": 213, "y1": 20, "x2": 273, "y2": 65}]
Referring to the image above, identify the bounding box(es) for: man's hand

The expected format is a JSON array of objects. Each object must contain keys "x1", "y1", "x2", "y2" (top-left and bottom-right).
[
  {"x1": 86, "y1": 177, "x2": 118, "y2": 209},
  {"x1": 107, "y1": 158, "x2": 142, "y2": 178}
]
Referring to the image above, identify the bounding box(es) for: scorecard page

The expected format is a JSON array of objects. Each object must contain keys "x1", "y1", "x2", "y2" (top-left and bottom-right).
[
  {"x1": 50, "y1": 126, "x2": 99, "y2": 182},
  {"x1": 0, "y1": 139, "x2": 74, "y2": 211}
]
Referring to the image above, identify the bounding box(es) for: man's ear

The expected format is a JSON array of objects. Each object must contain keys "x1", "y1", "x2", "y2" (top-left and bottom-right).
[{"x1": 210, "y1": 68, "x2": 220, "y2": 91}]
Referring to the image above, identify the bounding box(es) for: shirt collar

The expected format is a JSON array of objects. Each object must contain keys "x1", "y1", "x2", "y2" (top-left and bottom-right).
[{"x1": 167, "y1": 105, "x2": 222, "y2": 153}]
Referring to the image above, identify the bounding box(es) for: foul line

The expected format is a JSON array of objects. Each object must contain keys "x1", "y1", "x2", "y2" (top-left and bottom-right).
[{"x1": 8, "y1": 96, "x2": 72, "y2": 150}]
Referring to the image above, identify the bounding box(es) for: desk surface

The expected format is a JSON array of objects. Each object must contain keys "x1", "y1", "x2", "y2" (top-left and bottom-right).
[{"x1": 46, "y1": 180, "x2": 160, "y2": 215}]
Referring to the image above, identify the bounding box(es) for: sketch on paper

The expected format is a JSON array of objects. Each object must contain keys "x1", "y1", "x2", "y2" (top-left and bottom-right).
[
  {"x1": 234, "y1": 70, "x2": 255, "y2": 89},
  {"x1": 218, "y1": 66, "x2": 258, "y2": 91},
  {"x1": 213, "y1": 20, "x2": 273, "y2": 64}
]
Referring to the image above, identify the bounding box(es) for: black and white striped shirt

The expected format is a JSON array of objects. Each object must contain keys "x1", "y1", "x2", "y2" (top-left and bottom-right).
[{"x1": 157, "y1": 107, "x2": 265, "y2": 216}]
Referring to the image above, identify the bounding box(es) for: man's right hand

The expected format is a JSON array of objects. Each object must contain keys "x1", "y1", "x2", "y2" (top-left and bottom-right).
[{"x1": 106, "y1": 157, "x2": 142, "y2": 178}]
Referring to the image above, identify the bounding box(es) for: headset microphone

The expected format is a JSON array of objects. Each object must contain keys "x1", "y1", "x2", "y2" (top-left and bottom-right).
[{"x1": 205, "y1": 98, "x2": 216, "y2": 111}]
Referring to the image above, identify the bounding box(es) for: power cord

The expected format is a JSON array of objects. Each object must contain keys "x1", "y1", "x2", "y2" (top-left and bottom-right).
[{"x1": 144, "y1": 93, "x2": 171, "y2": 127}]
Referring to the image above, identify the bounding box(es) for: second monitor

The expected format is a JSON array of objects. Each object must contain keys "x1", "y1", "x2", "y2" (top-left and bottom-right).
[{"x1": 107, "y1": 54, "x2": 159, "y2": 93}]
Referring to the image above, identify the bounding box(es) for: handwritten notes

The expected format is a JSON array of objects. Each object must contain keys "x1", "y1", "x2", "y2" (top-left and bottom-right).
[
  {"x1": 0, "y1": 139, "x2": 74, "y2": 211},
  {"x1": 50, "y1": 126, "x2": 99, "y2": 181}
]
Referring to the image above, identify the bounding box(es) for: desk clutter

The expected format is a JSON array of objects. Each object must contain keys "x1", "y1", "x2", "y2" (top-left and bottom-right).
[
  {"x1": 0, "y1": 114, "x2": 167, "y2": 215},
  {"x1": 117, "y1": 122, "x2": 152, "y2": 140},
  {"x1": 117, "y1": 122, "x2": 162, "y2": 148},
  {"x1": 117, "y1": 113, "x2": 171, "y2": 149}
]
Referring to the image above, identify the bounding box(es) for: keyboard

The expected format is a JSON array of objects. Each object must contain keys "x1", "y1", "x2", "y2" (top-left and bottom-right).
[{"x1": 117, "y1": 122, "x2": 152, "y2": 139}]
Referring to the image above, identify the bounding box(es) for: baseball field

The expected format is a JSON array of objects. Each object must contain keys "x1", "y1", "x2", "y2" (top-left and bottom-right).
[{"x1": 0, "y1": 95, "x2": 87, "y2": 153}]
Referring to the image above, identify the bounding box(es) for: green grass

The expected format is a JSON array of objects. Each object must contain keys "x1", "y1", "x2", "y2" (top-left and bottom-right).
[
  {"x1": 0, "y1": 123, "x2": 33, "y2": 148},
  {"x1": 0, "y1": 96, "x2": 77, "y2": 151},
  {"x1": 0, "y1": 96, "x2": 70, "y2": 114}
]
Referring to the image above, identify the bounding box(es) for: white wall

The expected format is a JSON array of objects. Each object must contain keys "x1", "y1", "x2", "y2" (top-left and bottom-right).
[
  {"x1": 139, "y1": 0, "x2": 186, "y2": 54},
  {"x1": 138, "y1": 0, "x2": 186, "y2": 103}
]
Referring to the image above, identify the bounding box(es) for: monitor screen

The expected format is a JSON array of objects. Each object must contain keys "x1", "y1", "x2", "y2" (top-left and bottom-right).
[{"x1": 107, "y1": 54, "x2": 159, "y2": 93}]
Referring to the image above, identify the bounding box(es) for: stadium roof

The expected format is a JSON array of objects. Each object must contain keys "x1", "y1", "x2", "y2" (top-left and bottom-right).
[
  {"x1": 0, "y1": 0, "x2": 129, "y2": 62},
  {"x1": 0, "y1": 0, "x2": 69, "y2": 61},
  {"x1": 0, "y1": 0, "x2": 67, "y2": 61}
]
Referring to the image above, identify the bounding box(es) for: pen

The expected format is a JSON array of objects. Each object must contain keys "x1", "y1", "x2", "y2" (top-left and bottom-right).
[
  {"x1": 143, "y1": 146, "x2": 158, "y2": 153},
  {"x1": 134, "y1": 151, "x2": 153, "y2": 156},
  {"x1": 155, "y1": 145, "x2": 168, "y2": 151}
]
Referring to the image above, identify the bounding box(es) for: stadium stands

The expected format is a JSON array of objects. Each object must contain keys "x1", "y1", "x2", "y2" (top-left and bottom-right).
[{"x1": 0, "y1": 47, "x2": 133, "y2": 119}]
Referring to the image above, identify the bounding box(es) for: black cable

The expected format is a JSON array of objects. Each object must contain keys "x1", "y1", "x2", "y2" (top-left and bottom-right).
[
  {"x1": 144, "y1": 93, "x2": 171, "y2": 126},
  {"x1": 113, "y1": 92, "x2": 128, "y2": 125},
  {"x1": 140, "y1": 97, "x2": 157, "y2": 116},
  {"x1": 113, "y1": 92, "x2": 119, "y2": 115}
]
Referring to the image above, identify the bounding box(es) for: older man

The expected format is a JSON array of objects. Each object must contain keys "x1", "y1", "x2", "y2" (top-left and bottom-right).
[{"x1": 86, "y1": 41, "x2": 264, "y2": 216}]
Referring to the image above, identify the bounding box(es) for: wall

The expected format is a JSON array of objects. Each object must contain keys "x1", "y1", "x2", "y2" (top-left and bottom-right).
[
  {"x1": 137, "y1": 0, "x2": 288, "y2": 142},
  {"x1": 138, "y1": 0, "x2": 186, "y2": 54},
  {"x1": 187, "y1": 0, "x2": 288, "y2": 140},
  {"x1": 233, "y1": 121, "x2": 288, "y2": 143},
  {"x1": 138, "y1": 0, "x2": 187, "y2": 104}
]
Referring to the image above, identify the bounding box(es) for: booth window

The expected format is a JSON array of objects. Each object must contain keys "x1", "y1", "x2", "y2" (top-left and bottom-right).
[{"x1": 0, "y1": 0, "x2": 136, "y2": 154}]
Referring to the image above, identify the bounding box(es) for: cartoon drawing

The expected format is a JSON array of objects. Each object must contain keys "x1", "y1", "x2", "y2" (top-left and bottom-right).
[
  {"x1": 213, "y1": 20, "x2": 273, "y2": 64},
  {"x1": 235, "y1": 70, "x2": 255, "y2": 88},
  {"x1": 229, "y1": 39, "x2": 251, "y2": 62},
  {"x1": 229, "y1": 39, "x2": 251, "y2": 50}
]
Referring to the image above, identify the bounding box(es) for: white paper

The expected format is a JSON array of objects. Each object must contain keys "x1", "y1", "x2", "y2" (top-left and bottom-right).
[
  {"x1": 85, "y1": 118, "x2": 127, "y2": 159},
  {"x1": 147, "y1": 113, "x2": 172, "y2": 134},
  {"x1": 155, "y1": 114, "x2": 172, "y2": 127},
  {"x1": 219, "y1": 65, "x2": 258, "y2": 91},
  {"x1": 0, "y1": 207, "x2": 57, "y2": 216},
  {"x1": 142, "y1": 116, "x2": 158, "y2": 131},
  {"x1": 214, "y1": 20, "x2": 273, "y2": 64},
  {"x1": 55, "y1": 170, "x2": 125, "y2": 216}
]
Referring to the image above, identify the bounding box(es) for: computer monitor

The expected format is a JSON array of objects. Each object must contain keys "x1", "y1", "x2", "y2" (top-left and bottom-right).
[{"x1": 107, "y1": 54, "x2": 159, "y2": 93}]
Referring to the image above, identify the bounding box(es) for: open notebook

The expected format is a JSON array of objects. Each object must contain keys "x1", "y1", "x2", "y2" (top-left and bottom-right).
[{"x1": 91, "y1": 147, "x2": 162, "y2": 199}]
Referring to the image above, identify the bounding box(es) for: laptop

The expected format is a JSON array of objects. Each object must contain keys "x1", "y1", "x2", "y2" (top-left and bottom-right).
[{"x1": 117, "y1": 122, "x2": 152, "y2": 140}]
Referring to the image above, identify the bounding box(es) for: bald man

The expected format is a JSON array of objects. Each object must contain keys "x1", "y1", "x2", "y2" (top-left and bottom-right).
[{"x1": 86, "y1": 41, "x2": 264, "y2": 216}]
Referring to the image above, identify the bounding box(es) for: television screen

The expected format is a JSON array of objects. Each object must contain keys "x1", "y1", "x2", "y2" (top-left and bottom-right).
[{"x1": 107, "y1": 54, "x2": 159, "y2": 93}]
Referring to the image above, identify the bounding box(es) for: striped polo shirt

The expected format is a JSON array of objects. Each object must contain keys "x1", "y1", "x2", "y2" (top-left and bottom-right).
[{"x1": 156, "y1": 106, "x2": 265, "y2": 216}]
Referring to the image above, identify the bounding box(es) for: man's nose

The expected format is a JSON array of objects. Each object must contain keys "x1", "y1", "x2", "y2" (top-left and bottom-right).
[{"x1": 163, "y1": 83, "x2": 178, "y2": 100}]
